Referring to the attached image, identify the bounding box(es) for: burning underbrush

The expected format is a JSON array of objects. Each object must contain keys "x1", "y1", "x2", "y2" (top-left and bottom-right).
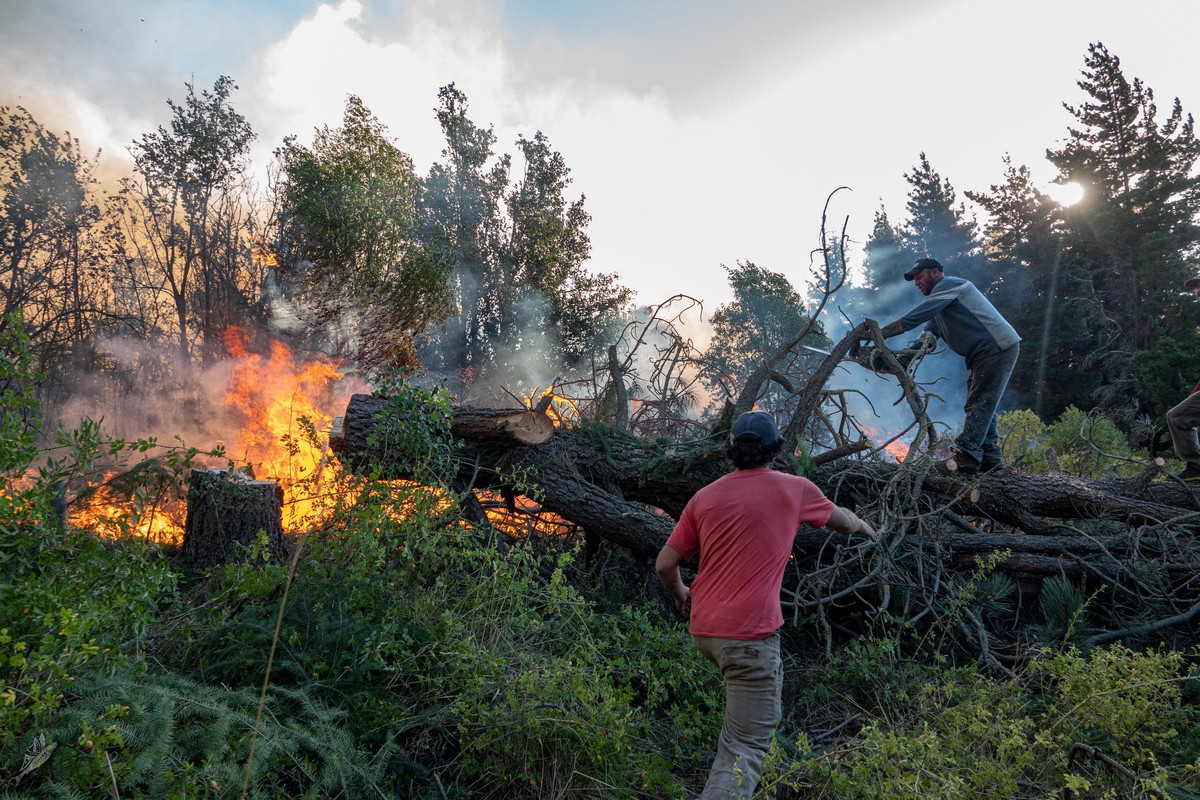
[
  {"x1": 56, "y1": 332, "x2": 587, "y2": 550},
  {"x1": 858, "y1": 424, "x2": 911, "y2": 463},
  {"x1": 55, "y1": 328, "x2": 365, "y2": 545}
]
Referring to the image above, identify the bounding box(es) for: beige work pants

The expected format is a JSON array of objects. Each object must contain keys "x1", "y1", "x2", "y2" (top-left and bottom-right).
[
  {"x1": 1168, "y1": 390, "x2": 1200, "y2": 464},
  {"x1": 692, "y1": 632, "x2": 782, "y2": 799}
]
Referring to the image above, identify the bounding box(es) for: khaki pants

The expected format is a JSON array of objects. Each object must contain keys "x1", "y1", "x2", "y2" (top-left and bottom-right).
[
  {"x1": 1168, "y1": 390, "x2": 1200, "y2": 464},
  {"x1": 692, "y1": 633, "x2": 782, "y2": 799}
]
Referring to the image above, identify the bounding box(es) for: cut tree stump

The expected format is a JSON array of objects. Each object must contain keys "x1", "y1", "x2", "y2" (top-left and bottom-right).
[{"x1": 180, "y1": 468, "x2": 290, "y2": 570}]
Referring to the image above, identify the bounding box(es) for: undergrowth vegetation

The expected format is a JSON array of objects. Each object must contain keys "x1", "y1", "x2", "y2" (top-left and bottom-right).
[{"x1": 4, "y1": 314, "x2": 1200, "y2": 798}]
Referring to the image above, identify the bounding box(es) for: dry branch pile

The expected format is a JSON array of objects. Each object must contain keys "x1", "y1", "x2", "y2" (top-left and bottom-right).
[
  {"x1": 329, "y1": 207, "x2": 1200, "y2": 665},
  {"x1": 330, "y1": 330, "x2": 1200, "y2": 667}
]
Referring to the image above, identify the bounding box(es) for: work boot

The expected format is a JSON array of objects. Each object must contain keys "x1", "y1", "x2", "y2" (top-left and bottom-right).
[
  {"x1": 980, "y1": 454, "x2": 1007, "y2": 473},
  {"x1": 1175, "y1": 462, "x2": 1200, "y2": 481},
  {"x1": 937, "y1": 453, "x2": 978, "y2": 476}
]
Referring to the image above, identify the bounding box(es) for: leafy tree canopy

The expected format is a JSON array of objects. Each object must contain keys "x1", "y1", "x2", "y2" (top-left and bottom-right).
[
  {"x1": 703, "y1": 260, "x2": 826, "y2": 406},
  {"x1": 277, "y1": 95, "x2": 453, "y2": 372}
]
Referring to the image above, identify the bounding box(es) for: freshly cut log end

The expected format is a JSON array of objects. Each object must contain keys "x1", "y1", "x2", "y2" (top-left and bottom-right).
[
  {"x1": 454, "y1": 408, "x2": 556, "y2": 445},
  {"x1": 509, "y1": 410, "x2": 556, "y2": 444},
  {"x1": 180, "y1": 468, "x2": 290, "y2": 570}
]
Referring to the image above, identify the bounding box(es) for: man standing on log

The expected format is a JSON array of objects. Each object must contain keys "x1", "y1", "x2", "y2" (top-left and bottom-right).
[
  {"x1": 655, "y1": 410, "x2": 877, "y2": 799},
  {"x1": 1166, "y1": 274, "x2": 1200, "y2": 480},
  {"x1": 873, "y1": 257, "x2": 1021, "y2": 475}
]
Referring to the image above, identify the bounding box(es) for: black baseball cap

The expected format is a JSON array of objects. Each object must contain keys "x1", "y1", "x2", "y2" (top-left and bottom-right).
[
  {"x1": 1186, "y1": 274, "x2": 1200, "y2": 289},
  {"x1": 904, "y1": 257, "x2": 944, "y2": 281},
  {"x1": 730, "y1": 411, "x2": 781, "y2": 446}
]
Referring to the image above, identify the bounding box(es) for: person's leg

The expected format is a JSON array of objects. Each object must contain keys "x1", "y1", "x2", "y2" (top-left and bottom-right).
[
  {"x1": 956, "y1": 344, "x2": 1019, "y2": 469},
  {"x1": 693, "y1": 634, "x2": 782, "y2": 799},
  {"x1": 1167, "y1": 391, "x2": 1200, "y2": 473},
  {"x1": 980, "y1": 413, "x2": 1004, "y2": 471}
]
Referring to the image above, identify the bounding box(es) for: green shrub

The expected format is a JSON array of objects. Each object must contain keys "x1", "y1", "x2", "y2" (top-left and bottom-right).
[
  {"x1": 761, "y1": 644, "x2": 1200, "y2": 800},
  {"x1": 6, "y1": 665, "x2": 403, "y2": 798},
  {"x1": 0, "y1": 316, "x2": 180, "y2": 776},
  {"x1": 999, "y1": 406, "x2": 1141, "y2": 477}
]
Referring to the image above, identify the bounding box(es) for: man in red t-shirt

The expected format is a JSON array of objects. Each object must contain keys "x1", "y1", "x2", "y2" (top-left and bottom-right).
[
  {"x1": 655, "y1": 411, "x2": 877, "y2": 799},
  {"x1": 1168, "y1": 274, "x2": 1200, "y2": 481}
]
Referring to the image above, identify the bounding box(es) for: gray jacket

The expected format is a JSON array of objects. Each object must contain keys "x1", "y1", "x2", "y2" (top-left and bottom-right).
[{"x1": 898, "y1": 276, "x2": 1020, "y2": 367}]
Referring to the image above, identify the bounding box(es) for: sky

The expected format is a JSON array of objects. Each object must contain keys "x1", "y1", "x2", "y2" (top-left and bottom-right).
[{"x1": 4, "y1": 0, "x2": 1200, "y2": 319}]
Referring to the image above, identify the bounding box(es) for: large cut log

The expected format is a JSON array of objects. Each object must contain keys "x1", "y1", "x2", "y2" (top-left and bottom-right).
[
  {"x1": 180, "y1": 468, "x2": 290, "y2": 570},
  {"x1": 330, "y1": 394, "x2": 729, "y2": 555},
  {"x1": 332, "y1": 401, "x2": 555, "y2": 469},
  {"x1": 333, "y1": 396, "x2": 725, "y2": 498}
]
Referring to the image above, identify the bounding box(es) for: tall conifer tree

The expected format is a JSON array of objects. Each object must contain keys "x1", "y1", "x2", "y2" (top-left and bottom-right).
[{"x1": 1046, "y1": 42, "x2": 1200, "y2": 418}]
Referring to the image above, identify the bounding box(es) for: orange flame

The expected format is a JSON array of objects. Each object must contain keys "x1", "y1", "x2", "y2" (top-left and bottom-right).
[
  {"x1": 65, "y1": 328, "x2": 361, "y2": 542},
  {"x1": 68, "y1": 483, "x2": 186, "y2": 544},
  {"x1": 65, "y1": 338, "x2": 582, "y2": 546},
  {"x1": 861, "y1": 424, "x2": 910, "y2": 463},
  {"x1": 246, "y1": 233, "x2": 279, "y2": 269},
  {"x1": 221, "y1": 327, "x2": 349, "y2": 529}
]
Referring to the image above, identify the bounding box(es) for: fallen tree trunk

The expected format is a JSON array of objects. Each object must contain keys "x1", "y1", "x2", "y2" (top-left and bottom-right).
[
  {"x1": 331, "y1": 394, "x2": 727, "y2": 552},
  {"x1": 330, "y1": 393, "x2": 1200, "y2": 651},
  {"x1": 810, "y1": 461, "x2": 1200, "y2": 535},
  {"x1": 333, "y1": 394, "x2": 1200, "y2": 555}
]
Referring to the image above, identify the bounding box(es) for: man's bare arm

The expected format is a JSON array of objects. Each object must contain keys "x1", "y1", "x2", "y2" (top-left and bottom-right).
[
  {"x1": 655, "y1": 544, "x2": 691, "y2": 615},
  {"x1": 825, "y1": 505, "x2": 878, "y2": 541}
]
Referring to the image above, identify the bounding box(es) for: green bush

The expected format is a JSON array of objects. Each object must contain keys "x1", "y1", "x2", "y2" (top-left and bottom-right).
[
  {"x1": 761, "y1": 643, "x2": 1200, "y2": 800},
  {"x1": 6, "y1": 665, "x2": 402, "y2": 799},
  {"x1": 999, "y1": 406, "x2": 1141, "y2": 477},
  {"x1": 0, "y1": 316, "x2": 179, "y2": 778}
]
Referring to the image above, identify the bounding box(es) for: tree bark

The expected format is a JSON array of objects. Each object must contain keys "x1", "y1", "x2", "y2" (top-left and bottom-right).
[
  {"x1": 180, "y1": 468, "x2": 290, "y2": 570},
  {"x1": 330, "y1": 393, "x2": 1200, "y2": 648},
  {"x1": 332, "y1": 394, "x2": 1200, "y2": 559}
]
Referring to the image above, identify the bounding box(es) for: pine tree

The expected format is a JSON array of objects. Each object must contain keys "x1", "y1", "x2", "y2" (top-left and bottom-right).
[
  {"x1": 419, "y1": 87, "x2": 630, "y2": 386},
  {"x1": 1046, "y1": 41, "x2": 1200, "y2": 418},
  {"x1": 419, "y1": 83, "x2": 511, "y2": 381},
  {"x1": 701, "y1": 260, "x2": 826, "y2": 410},
  {"x1": 967, "y1": 156, "x2": 1100, "y2": 417},
  {"x1": 505, "y1": 131, "x2": 630, "y2": 371},
  {"x1": 844, "y1": 205, "x2": 915, "y2": 326},
  {"x1": 900, "y1": 152, "x2": 987, "y2": 289}
]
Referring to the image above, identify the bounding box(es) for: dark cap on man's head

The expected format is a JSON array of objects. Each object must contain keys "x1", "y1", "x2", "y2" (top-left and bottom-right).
[
  {"x1": 730, "y1": 411, "x2": 781, "y2": 446},
  {"x1": 1186, "y1": 274, "x2": 1200, "y2": 289},
  {"x1": 904, "y1": 258, "x2": 944, "y2": 281}
]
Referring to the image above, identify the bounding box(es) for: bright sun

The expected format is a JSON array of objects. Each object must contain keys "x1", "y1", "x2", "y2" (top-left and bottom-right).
[{"x1": 1044, "y1": 181, "x2": 1084, "y2": 206}]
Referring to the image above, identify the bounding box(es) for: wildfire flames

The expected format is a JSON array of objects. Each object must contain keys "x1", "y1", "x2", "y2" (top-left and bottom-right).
[
  {"x1": 221, "y1": 327, "x2": 350, "y2": 529},
  {"x1": 861, "y1": 425, "x2": 910, "y2": 463},
  {"x1": 64, "y1": 330, "x2": 580, "y2": 547},
  {"x1": 68, "y1": 328, "x2": 361, "y2": 543}
]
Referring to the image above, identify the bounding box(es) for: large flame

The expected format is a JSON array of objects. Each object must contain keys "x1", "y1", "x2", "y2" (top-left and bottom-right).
[
  {"x1": 220, "y1": 327, "x2": 349, "y2": 529},
  {"x1": 861, "y1": 424, "x2": 910, "y2": 463},
  {"x1": 66, "y1": 343, "x2": 584, "y2": 546},
  {"x1": 66, "y1": 328, "x2": 360, "y2": 541}
]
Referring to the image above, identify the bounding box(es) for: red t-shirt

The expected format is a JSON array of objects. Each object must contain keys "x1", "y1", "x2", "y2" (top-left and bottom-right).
[{"x1": 665, "y1": 467, "x2": 835, "y2": 640}]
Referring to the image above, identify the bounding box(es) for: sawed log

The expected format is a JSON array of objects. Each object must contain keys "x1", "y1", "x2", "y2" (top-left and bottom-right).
[{"x1": 180, "y1": 468, "x2": 290, "y2": 570}]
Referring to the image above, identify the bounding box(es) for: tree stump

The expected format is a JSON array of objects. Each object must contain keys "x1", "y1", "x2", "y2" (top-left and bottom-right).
[{"x1": 180, "y1": 468, "x2": 290, "y2": 570}]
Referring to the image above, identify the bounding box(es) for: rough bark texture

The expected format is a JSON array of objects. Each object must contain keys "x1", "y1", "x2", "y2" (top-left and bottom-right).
[
  {"x1": 180, "y1": 468, "x2": 290, "y2": 570},
  {"x1": 331, "y1": 394, "x2": 720, "y2": 555}
]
